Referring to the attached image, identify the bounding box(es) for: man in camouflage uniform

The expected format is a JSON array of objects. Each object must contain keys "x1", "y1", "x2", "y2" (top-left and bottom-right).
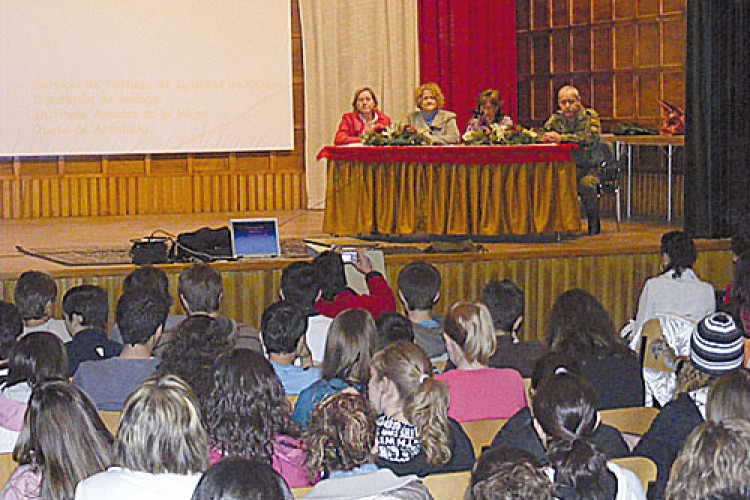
[{"x1": 543, "y1": 85, "x2": 611, "y2": 235}]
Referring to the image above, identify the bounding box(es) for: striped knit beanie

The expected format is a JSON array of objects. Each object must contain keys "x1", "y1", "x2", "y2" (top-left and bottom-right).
[{"x1": 691, "y1": 312, "x2": 744, "y2": 376}]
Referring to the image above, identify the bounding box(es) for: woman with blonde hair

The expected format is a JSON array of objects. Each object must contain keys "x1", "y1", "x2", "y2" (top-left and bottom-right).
[
  {"x1": 368, "y1": 341, "x2": 474, "y2": 477},
  {"x1": 1, "y1": 380, "x2": 112, "y2": 500},
  {"x1": 292, "y1": 309, "x2": 377, "y2": 428},
  {"x1": 435, "y1": 301, "x2": 526, "y2": 422},
  {"x1": 404, "y1": 82, "x2": 460, "y2": 144},
  {"x1": 334, "y1": 87, "x2": 391, "y2": 145},
  {"x1": 303, "y1": 393, "x2": 431, "y2": 498},
  {"x1": 75, "y1": 374, "x2": 209, "y2": 500}
]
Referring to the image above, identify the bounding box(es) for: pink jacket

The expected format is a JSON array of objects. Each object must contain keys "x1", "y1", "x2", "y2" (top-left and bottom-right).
[{"x1": 334, "y1": 111, "x2": 391, "y2": 145}]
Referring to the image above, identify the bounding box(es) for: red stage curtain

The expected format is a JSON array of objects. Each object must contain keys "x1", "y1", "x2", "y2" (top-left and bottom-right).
[{"x1": 418, "y1": 0, "x2": 518, "y2": 133}]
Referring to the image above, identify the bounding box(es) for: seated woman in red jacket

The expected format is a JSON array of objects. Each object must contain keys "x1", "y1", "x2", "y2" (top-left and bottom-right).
[{"x1": 334, "y1": 87, "x2": 392, "y2": 145}]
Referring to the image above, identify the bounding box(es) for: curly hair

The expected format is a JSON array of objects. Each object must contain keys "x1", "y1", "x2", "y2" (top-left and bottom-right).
[
  {"x1": 370, "y1": 342, "x2": 451, "y2": 466},
  {"x1": 666, "y1": 419, "x2": 750, "y2": 500},
  {"x1": 545, "y1": 289, "x2": 630, "y2": 360},
  {"x1": 414, "y1": 82, "x2": 445, "y2": 110},
  {"x1": 468, "y1": 447, "x2": 554, "y2": 500},
  {"x1": 305, "y1": 393, "x2": 377, "y2": 480},
  {"x1": 661, "y1": 231, "x2": 697, "y2": 278},
  {"x1": 159, "y1": 315, "x2": 233, "y2": 410},
  {"x1": 206, "y1": 349, "x2": 297, "y2": 464}
]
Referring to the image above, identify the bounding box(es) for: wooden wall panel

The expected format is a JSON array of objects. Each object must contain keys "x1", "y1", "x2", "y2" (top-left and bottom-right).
[
  {"x1": 0, "y1": 247, "x2": 731, "y2": 346},
  {"x1": 0, "y1": 0, "x2": 306, "y2": 220}
]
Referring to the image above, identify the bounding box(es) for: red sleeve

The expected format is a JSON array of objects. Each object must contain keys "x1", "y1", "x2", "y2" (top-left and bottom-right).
[
  {"x1": 334, "y1": 114, "x2": 362, "y2": 145},
  {"x1": 314, "y1": 273, "x2": 397, "y2": 320}
]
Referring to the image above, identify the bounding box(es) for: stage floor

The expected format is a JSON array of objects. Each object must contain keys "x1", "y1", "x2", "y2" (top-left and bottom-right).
[{"x1": 1, "y1": 210, "x2": 693, "y2": 278}]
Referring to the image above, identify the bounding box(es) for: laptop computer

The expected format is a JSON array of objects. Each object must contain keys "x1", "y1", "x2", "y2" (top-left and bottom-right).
[{"x1": 229, "y1": 218, "x2": 281, "y2": 258}]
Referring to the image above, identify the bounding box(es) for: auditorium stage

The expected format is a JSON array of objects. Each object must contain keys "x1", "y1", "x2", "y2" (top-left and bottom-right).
[{"x1": 0, "y1": 211, "x2": 732, "y2": 342}]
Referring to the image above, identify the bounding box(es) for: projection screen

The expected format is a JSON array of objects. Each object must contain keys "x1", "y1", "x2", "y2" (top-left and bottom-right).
[{"x1": 0, "y1": 0, "x2": 293, "y2": 156}]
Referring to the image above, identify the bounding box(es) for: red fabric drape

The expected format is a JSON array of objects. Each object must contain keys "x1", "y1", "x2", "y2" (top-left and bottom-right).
[{"x1": 418, "y1": 0, "x2": 518, "y2": 133}]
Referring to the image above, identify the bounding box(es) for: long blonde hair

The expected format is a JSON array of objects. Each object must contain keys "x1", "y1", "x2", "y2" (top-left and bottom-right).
[
  {"x1": 444, "y1": 301, "x2": 497, "y2": 365},
  {"x1": 370, "y1": 342, "x2": 451, "y2": 466}
]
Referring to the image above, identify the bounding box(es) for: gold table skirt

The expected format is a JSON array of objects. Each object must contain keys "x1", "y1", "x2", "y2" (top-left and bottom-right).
[{"x1": 322, "y1": 160, "x2": 582, "y2": 236}]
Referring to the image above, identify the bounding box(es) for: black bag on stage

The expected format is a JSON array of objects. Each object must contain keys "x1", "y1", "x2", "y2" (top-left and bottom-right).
[
  {"x1": 130, "y1": 238, "x2": 171, "y2": 265},
  {"x1": 171, "y1": 227, "x2": 233, "y2": 262}
]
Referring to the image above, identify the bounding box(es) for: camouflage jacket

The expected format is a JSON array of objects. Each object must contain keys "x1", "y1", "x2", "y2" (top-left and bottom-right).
[{"x1": 543, "y1": 108, "x2": 601, "y2": 148}]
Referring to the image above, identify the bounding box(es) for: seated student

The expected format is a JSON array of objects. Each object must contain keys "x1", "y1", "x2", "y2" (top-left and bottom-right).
[
  {"x1": 303, "y1": 393, "x2": 431, "y2": 499},
  {"x1": 481, "y1": 279, "x2": 544, "y2": 378},
  {"x1": 376, "y1": 311, "x2": 415, "y2": 349},
  {"x1": 0, "y1": 332, "x2": 68, "y2": 453},
  {"x1": 159, "y1": 315, "x2": 233, "y2": 409},
  {"x1": 279, "y1": 262, "x2": 332, "y2": 365},
  {"x1": 262, "y1": 301, "x2": 320, "y2": 395},
  {"x1": 75, "y1": 374, "x2": 209, "y2": 499},
  {"x1": 110, "y1": 265, "x2": 184, "y2": 344},
  {"x1": 292, "y1": 310, "x2": 377, "y2": 429},
  {"x1": 74, "y1": 290, "x2": 168, "y2": 410},
  {"x1": 63, "y1": 284, "x2": 122, "y2": 377},
  {"x1": 191, "y1": 459, "x2": 294, "y2": 500},
  {"x1": 490, "y1": 352, "x2": 630, "y2": 462},
  {"x1": 546, "y1": 289, "x2": 644, "y2": 410},
  {"x1": 369, "y1": 341, "x2": 475, "y2": 477},
  {"x1": 1, "y1": 380, "x2": 113, "y2": 500},
  {"x1": 435, "y1": 302, "x2": 527, "y2": 422},
  {"x1": 532, "y1": 372, "x2": 645, "y2": 499},
  {"x1": 0, "y1": 301, "x2": 23, "y2": 384},
  {"x1": 154, "y1": 263, "x2": 260, "y2": 356},
  {"x1": 633, "y1": 311, "x2": 745, "y2": 499},
  {"x1": 397, "y1": 261, "x2": 446, "y2": 361},
  {"x1": 467, "y1": 447, "x2": 555, "y2": 500},
  {"x1": 666, "y1": 419, "x2": 750, "y2": 500},
  {"x1": 14, "y1": 270, "x2": 71, "y2": 343},
  {"x1": 313, "y1": 251, "x2": 396, "y2": 321},
  {"x1": 206, "y1": 349, "x2": 311, "y2": 488}
]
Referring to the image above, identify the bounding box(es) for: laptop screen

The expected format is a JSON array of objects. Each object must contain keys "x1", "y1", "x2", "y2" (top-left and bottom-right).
[{"x1": 229, "y1": 218, "x2": 281, "y2": 258}]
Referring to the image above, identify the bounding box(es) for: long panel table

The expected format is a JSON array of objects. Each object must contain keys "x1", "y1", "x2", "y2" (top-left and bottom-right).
[
  {"x1": 601, "y1": 134, "x2": 684, "y2": 221},
  {"x1": 317, "y1": 144, "x2": 581, "y2": 237}
]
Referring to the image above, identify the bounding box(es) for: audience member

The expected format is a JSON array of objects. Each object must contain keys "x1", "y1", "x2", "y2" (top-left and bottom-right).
[
  {"x1": 634, "y1": 311, "x2": 745, "y2": 499},
  {"x1": 312, "y1": 251, "x2": 396, "y2": 321},
  {"x1": 397, "y1": 261, "x2": 445, "y2": 361},
  {"x1": 376, "y1": 311, "x2": 415, "y2": 348},
  {"x1": 665, "y1": 419, "x2": 750, "y2": 500},
  {"x1": 262, "y1": 301, "x2": 320, "y2": 395},
  {"x1": 191, "y1": 459, "x2": 294, "y2": 500},
  {"x1": 481, "y1": 279, "x2": 544, "y2": 377},
  {"x1": 74, "y1": 290, "x2": 168, "y2": 410},
  {"x1": 467, "y1": 447, "x2": 555, "y2": 500},
  {"x1": 334, "y1": 86, "x2": 391, "y2": 145},
  {"x1": 0, "y1": 332, "x2": 68, "y2": 453},
  {"x1": 155, "y1": 263, "x2": 260, "y2": 356},
  {"x1": 206, "y1": 349, "x2": 311, "y2": 488},
  {"x1": 725, "y1": 250, "x2": 750, "y2": 366},
  {"x1": 13, "y1": 270, "x2": 71, "y2": 343},
  {"x1": 706, "y1": 368, "x2": 750, "y2": 421},
  {"x1": 542, "y1": 85, "x2": 609, "y2": 235},
  {"x1": 1, "y1": 380, "x2": 113, "y2": 500},
  {"x1": 292, "y1": 309, "x2": 377, "y2": 428},
  {"x1": 489, "y1": 353, "x2": 629, "y2": 461},
  {"x1": 633, "y1": 231, "x2": 715, "y2": 340},
  {"x1": 62, "y1": 284, "x2": 121, "y2": 377},
  {"x1": 404, "y1": 83, "x2": 460, "y2": 145},
  {"x1": 369, "y1": 341, "x2": 475, "y2": 476},
  {"x1": 546, "y1": 289, "x2": 644, "y2": 409},
  {"x1": 303, "y1": 393, "x2": 431, "y2": 499},
  {"x1": 0, "y1": 300, "x2": 23, "y2": 384},
  {"x1": 110, "y1": 265, "x2": 183, "y2": 344},
  {"x1": 533, "y1": 371, "x2": 645, "y2": 499},
  {"x1": 464, "y1": 89, "x2": 513, "y2": 134},
  {"x1": 279, "y1": 262, "x2": 331, "y2": 365},
  {"x1": 435, "y1": 301, "x2": 527, "y2": 422},
  {"x1": 159, "y1": 315, "x2": 232, "y2": 410},
  {"x1": 75, "y1": 374, "x2": 209, "y2": 499}
]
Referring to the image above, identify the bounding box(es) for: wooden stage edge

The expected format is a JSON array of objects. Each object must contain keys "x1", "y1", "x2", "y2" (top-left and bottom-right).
[{"x1": 0, "y1": 210, "x2": 733, "y2": 342}]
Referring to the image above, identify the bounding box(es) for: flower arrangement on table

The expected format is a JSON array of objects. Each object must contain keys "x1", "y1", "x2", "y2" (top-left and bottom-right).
[
  {"x1": 361, "y1": 123, "x2": 430, "y2": 146},
  {"x1": 462, "y1": 123, "x2": 542, "y2": 146}
]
